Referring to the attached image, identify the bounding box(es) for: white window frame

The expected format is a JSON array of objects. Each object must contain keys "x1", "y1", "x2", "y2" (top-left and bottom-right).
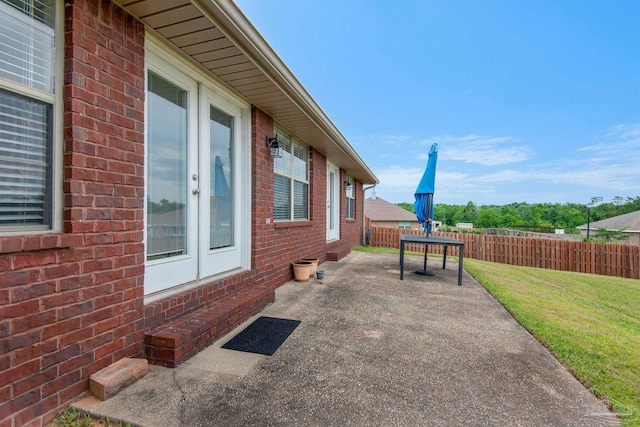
[
  {"x1": 273, "y1": 125, "x2": 309, "y2": 221},
  {"x1": 398, "y1": 221, "x2": 412, "y2": 230},
  {"x1": 0, "y1": 0, "x2": 63, "y2": 234},
  {"x1": 345, "y1": 175, "x2": 355, "y2": 220}
]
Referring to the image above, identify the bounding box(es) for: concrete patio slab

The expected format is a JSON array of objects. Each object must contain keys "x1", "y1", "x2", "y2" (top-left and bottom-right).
[{"x1": 74, "y1": 251, "x2": 618, "y2": 426}]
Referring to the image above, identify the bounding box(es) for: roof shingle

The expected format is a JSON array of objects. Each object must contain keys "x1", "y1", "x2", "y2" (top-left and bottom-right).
[
  {"x1": 578, "y1": 210, "x2": 640, "y2": 231},
  {"x1": 365, "y1": 197, "x2": 417, "y2": 221}
]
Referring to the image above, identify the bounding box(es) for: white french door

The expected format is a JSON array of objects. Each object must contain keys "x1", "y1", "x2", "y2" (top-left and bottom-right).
[
  {"x1": 326, "y1": 162, "x2": 340, "y2": 241},
  {"x1": 198, "y1": 87, "x2": 244, "y2": 278},
  {"x1": 144, "y1": 50, "x2": 249, "y2": 296},
  {"x1": 145, "y1": 65, "x2": 198, "y2": 293}
]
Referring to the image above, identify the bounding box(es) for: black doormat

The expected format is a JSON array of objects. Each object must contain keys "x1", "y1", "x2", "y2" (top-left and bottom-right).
[{"x1": 221, "y1": 316, "x2": 301, "y2": 355}]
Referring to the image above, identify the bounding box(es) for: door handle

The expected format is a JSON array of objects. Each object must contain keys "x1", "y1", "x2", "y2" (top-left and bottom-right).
[{"x1": 192, "y1": 188, "x2": 200, "y2": 195}]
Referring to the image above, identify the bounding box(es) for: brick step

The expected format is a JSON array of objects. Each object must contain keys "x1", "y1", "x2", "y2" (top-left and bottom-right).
[
  {"x1": 144, "y1": 284, "x2": 275, "y2": 367},
  {"x1": 89, "y1": 357, "x2": 148, "y2": 400},
  {"x1": 327, "y1": 246, "x2": 351, "y2": 261}
]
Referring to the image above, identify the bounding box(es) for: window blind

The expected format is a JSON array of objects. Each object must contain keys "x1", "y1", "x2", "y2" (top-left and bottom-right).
[
  {"x1": 0, "y1": 1, "x2": 55, "y2": 93},
  {"x1": 274, "y1": 132, "x2": 291, "y2": 174},
  {"x1": 293, "y1": 181, "x2": 308, "y2": 220},
  {"x1": 274, "y1": 174, "x2": 291, "y2": 220},
  {"x1": 2, "y1": 0, "x2": 55, "y2": 27},
  {"x1": 292, "y1": 143, "x2": 307, "y2": 180},
  {"x1": 346, "y1": 176, "x2": 355, "y2": 219},
  {"x1": 273, "y1": 126, "x2": 309, "y2": 221},
  {"x1": 0, "y1": 88, "x2": 51, "y2": 226}
]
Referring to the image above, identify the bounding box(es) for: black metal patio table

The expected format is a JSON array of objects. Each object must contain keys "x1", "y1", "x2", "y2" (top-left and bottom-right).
[{"x1": 399, "y1": 235, "x2": 464, "y2": 285}]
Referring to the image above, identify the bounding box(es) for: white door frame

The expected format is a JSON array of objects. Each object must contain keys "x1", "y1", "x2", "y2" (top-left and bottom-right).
[
  {"x1": 144, "y1": 41, "x2": 251, "y2": 297},
  {"x1": 144, "y1": 54, "x2": 199, "y2": 294},
  {"x1": 198, "y1": 85, "x2": 249, "y2": 278},
  {"x1": 326, "y1": 161, "x2": 340, "y2": 241}
]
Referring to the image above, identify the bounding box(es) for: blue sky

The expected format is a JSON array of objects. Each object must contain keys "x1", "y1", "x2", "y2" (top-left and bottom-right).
[{"x1": 235, "y1": 0, "x2": 640, "y2": 206}]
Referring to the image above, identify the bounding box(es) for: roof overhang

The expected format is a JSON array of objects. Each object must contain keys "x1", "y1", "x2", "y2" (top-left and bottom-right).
[{"x1": 112, "y1": 0, "x2": 378, "y2": 185}]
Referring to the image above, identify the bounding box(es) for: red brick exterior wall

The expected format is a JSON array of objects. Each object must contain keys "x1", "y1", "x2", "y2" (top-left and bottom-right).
[
  {"x1": 252, "y1": 107, "x2": 327, "y2": 285},
  {"x1": 0, "y1": 3, "x2": 366, "y2": 426},
  {"x1": 251, "y1": 107, "x2": 360, "y2": 281},
  {"x1": 336, "y1": 172, "x2": 364, "y2": 252},
  {"x1": 0, "y1": 1, "x2": 146, "y2": 425}
]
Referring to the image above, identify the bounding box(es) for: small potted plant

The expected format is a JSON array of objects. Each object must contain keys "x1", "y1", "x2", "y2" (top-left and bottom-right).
[
  {"x1": 292, "y1": 261, "x2": 313, "y2": 282},
  {"x1": 300, "y1": 258, "x2": 319, "y2": 276}
]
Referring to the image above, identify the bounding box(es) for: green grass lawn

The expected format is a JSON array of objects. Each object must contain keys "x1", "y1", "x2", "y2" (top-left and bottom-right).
[
  {"x1": 354, "y1": 246, "x2": 640, "y2": 425},
  {"x1": 464, "y1": 259, "x2": 640, "y2": 426}
]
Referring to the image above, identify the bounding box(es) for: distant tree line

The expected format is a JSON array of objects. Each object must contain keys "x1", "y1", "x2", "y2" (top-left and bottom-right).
[
  {"x1": 148, "y1": 198, "x2": 184, "y2": 214},
  {"x1": 396, "y1": 196, "x2": 640, "y2": 232}
]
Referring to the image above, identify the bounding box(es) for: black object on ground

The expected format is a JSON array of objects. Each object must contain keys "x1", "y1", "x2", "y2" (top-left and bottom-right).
[
  {"x1": 221, "y1": 316, "x2": 301, "y2": 355},
  {"x1": 415, "y1": 270, "x2": 436, "y2": 276}
]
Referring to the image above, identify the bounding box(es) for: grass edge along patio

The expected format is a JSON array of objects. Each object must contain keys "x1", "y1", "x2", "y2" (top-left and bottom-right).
[{"x1": 357, "y1": 243, "x2": 640, "y2": 426}]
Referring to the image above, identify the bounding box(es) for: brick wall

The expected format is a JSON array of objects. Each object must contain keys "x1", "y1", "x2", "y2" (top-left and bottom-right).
[
  {"x1": 252, "y1": 108, "x2": 362, "y2": 268},
  {"x1": 0, "y1": 1, "x2": 145, "y2": 425},
  {"x1": 143, "y1": 270, "x2": 255, "y2": 332},
  {"x1": 137, "y1": 109, "x2": 363, "y2": 363},
  {"x1": 252, "y1": 107, "x2": 330, "y2": 285},
  {"x1": 0, "y1": 3, "x2": 366, "y2": 425}
]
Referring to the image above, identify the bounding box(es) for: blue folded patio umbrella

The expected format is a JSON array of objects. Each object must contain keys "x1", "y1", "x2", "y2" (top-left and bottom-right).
[
  {"x1": 214, "y1": 155, "x2": 231, "y2": 218},
  {"x1": 214, "y1": 155, "x2": 230, "y2": 198},
  {"x1": 212, "y1": 155, "x2": 232, "y2": 249},
  {"x1": 414, "y1": 143, "x2": 438, "y2": 235},
  {"x1": 413, "y1": 143, "x2": 438, "y2": 275}
]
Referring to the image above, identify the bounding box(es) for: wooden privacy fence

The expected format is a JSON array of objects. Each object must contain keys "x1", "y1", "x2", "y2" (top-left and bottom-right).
[{"x1": 370, "y1": 227, "x2": 640, "y2": 279}]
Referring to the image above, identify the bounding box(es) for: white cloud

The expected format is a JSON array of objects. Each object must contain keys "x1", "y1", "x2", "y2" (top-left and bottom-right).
[
  {"x1": 382, "y1": 135, "x2": 412, "y2": 145},
  {"x1": 374, "y1": 166, "x2": 469, "y2": 189},
  {"x1": 579, "y1": 124, "x2": 640, "y2": 160},
  {"x1": 366, "y1": 124, "x2": 640, "y2": 205},
  {"x1": 418, "y1": 134, "x2": 533, "y2": 166},
  {"x1": 606, "y1": 123, "x2": 640, "y2": 140},
  {"x1": 373, "y1": 166, "x2": 427, "y2": 191},
  {"x1": 372, "y1": 165, "x2": 480, "y2": 203}
]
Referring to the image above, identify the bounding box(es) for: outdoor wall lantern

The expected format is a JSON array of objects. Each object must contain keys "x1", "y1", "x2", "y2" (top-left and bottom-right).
[
  {"x1": 266, "y1": 135, "x2": 283, "y2": 158},
  {"x1": 344, "y1": 180, "x2": 353, "y2": 191}
]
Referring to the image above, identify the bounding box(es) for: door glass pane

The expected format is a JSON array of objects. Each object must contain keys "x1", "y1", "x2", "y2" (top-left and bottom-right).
[
  {"x1": 329, "y1": 171, "x2": 335, "y2": 229},
  {"x1": 209, "y1": 105, "x2": 233, "y2": 250},
  {"x1": 147, "y1": 71, "x2": 188, "y2": 260}
]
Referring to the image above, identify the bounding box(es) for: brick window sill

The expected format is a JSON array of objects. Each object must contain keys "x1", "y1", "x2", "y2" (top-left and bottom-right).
[
  {"x1": 274, "y1": 221, "x2": 313, "y2": 229},
  {"x1": 0, "y1": 233, "x2": 82, "y2": 254}
]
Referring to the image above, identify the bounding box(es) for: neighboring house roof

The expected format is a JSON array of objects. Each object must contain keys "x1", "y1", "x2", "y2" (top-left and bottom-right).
[
  {"x1": 578, "y1": 210, "x2": 640, "y2": 232},
  {"x1": 365, "y1": 197, "x2": 417, "y2": 222},
  {"x1": 113, "y1": 0, "x2": 378, "y2": 185}
]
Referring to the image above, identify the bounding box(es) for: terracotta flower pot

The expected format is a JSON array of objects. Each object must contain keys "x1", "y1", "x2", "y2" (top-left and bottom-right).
[
  {"x1": 300, "y1": 258, "x2": 319, "y2": 275},
  {"x1": 292, "y1": 261, "x2": 313, "y2": 282}
]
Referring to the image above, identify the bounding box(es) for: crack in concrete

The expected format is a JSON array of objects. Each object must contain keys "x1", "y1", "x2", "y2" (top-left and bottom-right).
[{"x1": 173, "y1": 368, "x2": 186, "y2": 427}]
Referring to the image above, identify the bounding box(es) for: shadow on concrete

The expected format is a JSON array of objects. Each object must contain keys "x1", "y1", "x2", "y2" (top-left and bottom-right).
[{"x1": 75, "y1": 252, "x2": 619, "y2": 426}]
